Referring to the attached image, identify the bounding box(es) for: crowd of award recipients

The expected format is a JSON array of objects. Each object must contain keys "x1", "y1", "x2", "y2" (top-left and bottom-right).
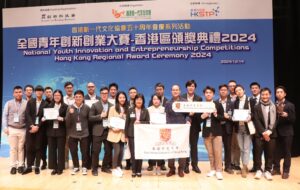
[{"x1": 2, "y1": 79, "x2": 296, "y2": 180}]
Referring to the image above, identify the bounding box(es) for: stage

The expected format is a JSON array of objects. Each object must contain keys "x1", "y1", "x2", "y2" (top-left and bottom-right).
[{"x1": 0, "y1": 157, "x2": 299, "y2": 190}]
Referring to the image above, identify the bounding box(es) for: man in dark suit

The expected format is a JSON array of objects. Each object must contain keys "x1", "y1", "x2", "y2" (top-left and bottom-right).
[
  {"x1": 89, "y1": 87, "x2": 113, "y2": 176},
  {"x1": 22, "y1": 85, "x2": 48, "y2": 175},
  {"x1": 252, "y1": 88, "x2": 277, "y2": 181},
  {"x1": 249, "y1": 82, "x2": 261, "y2": 173},
  {"x1": 148, "y1": 82, "x2": 168, "y2": 107},
  {"x1": 182, "y1": 80, "x2": 202, "y2": 174},
  {"x1": 272, "y1": 86, "x2": 296, "y2": 179},
  {"x1": 147, "y1": 82, "x2": 168, "y2": 171},
  {"x1": 84, "y1": 82, "x2": 100, "y2": 170},
  {"x1": 218, "y1": 84, "x2": 235, "y2": 174}
]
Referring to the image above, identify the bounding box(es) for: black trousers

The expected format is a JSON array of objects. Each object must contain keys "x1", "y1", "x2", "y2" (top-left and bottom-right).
[
  {"x1": 26, "y1": 132, "x2": 43, "y2": 168},
  {"x1": 168, "y1": 158, "x2": 186, "y2": 172},
  {"x1": 222, "y1": 126, "x2": 232, "y2": 170},
  {"x1": 68, "y1": 136, "x2": 89, "y2": 168},
  {"x1": 112, "y1": 141, "x2": 124, "y2": 168},
  {"x1": 128, "y1": 137, "x2": 143, "y2": 173},
  {"x1": 273, "y1": 135, "x2": 293, "y2": 173},
  {"x1": 186, "y1": 127, "x2": 200, "y2": 167},
  {"x1": 48, "y1": 136, "x2": 66, "y2": 171},
  {"x1": 86, "y1": 129, "x2": 93, "y2": 169},
  {"x1": 91, "y1": 135, "x2": 107, "y2": 170},
  {"x1": 102, "y1": 140, "x2": 113, "y2": 169},
  {"x1": 254, "y1": 137, "x2": 276, "y2": 172},
  {"x1": 41, "y1": 131, "x2": 48, "y2": 164}
]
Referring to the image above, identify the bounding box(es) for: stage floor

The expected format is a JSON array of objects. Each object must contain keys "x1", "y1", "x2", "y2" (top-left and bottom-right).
[{"x1": 0, "y1": 157, "x2": 299, "y2": 190}]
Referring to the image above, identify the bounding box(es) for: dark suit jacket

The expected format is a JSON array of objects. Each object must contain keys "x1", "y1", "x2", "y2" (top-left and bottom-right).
[
  {"x1": 233, "y1": 96, "x2": 251, "y2": 134},
  {"x1": 201, "y1": 101, "x2": 224, "y2": 137},
  {"x1": 249, "y1": 96, "x2": 260, "y2": 113},
  {"x1": 25, "y1": 98, "x2": 48, "y2": 131},
  {"x1": 84, "y1": 94, "x2": 100, "y2": 100},
  {"x1": 182, "y1": 93, "x2": 202, "y2": 132},
  {"x1": 45, "y1": 102, "x2": 68, "y2": 137},
  {"x1": 219, "y1": 98, "x2": 235, "y2": 135},
  {"x1": 253, "y1": 103, "x2": 277, "y2": 138},
  {"x1": 89, "y1": 101, "x2": 113, "y2": 137},
  {"x1": 276, "y1": 100, "x2": 296, "y2": 136},
  {"x1": 148, "y1": 95, "x2": 168, "y2": 107},
  {"x1": 125, "y1": 107, "x2": 150, "y2": 138}
]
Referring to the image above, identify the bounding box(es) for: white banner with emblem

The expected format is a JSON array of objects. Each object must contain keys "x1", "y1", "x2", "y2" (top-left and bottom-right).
[{"x1": 134, "y1": 124, "x2": 190, "y2": 159}]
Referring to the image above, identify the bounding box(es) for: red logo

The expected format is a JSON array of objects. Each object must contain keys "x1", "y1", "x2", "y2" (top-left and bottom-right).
[
  {"x1": 112, "y1": 9, "x2": 125, "y2": 18},
  {"x1": 160, "y1": 128, "x2": 171, "y2": 142}
]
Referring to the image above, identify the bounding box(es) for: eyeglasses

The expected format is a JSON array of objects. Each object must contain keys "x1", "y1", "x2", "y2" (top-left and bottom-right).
[{"x1": 101, "y1": 92, "x2": 108, "y2": 95}]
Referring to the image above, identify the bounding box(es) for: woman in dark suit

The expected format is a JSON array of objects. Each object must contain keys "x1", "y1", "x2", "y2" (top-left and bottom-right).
[
  {"x1": 44, "y1": 90, "x2": 68, "y2": 175},
  {"x1": 125, "y1": 93, "x2": 150, "y2": 177}
]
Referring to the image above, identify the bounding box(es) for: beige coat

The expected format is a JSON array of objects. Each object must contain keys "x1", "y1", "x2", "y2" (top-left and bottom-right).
[{"x1": 107, "y1": 106, "x2": 126, "y2": 143}]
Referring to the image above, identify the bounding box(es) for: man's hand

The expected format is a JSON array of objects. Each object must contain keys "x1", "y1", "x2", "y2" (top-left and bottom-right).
[
  {"x1": 201, "y1": 113, "x2": 209, "y2": 119},
  {"x1": 57, "y1": 116, "x2": 64, "y2": 121},
  {"x1": 69, "y1": 108, "x2": 74, "y2": 114},
  {"x1": 101, "y1": 112, "x2": 107, "y2": 118},
  {"x1": 281, "y1": 112, "x2": 288, "y2": 117}
]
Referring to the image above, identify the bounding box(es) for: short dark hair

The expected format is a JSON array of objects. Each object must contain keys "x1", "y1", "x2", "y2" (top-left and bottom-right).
[
  {"x1": 218, "y1": 84, "x2": 228, "y2": 90},
  {"x1": 134, "y1": 93, "x2": 145, "y2": 109},
  {"x1": 74, "y1": 90, "x2": 84, "y2": 97},
  {"x1": 53, "y1": 89, "x2": 64, "y2": 104},
  {"x1": 155, "y1": 82, "x2": 165, "y2": 89},
  {"x1": 64, "y1": 81, "x2": 74, "y2": 88},
  {"x1": 185, "y1": 80, "x2": 197, "y2": 88},
  {"x1": 109, "y1": 83, "x2": 119, "y2": 90},
  {"x1": 100, "y1": 86, "x2": 109, "y2": 92},
  {"x1": 45, "y1": 86, "x2": 53, "y2": 91},
  {"x1": 234, "y1": 84, "x2": 245, "y2": 91},
  {"x1": 276, "y1": 85, "x2": 287, "y2": 93},
  {"x1": 128, "y1": 86, "x2": 137, "y2": 92},
  {"x1": 24, "y1": 84, "x2": 34, "y2": 91},
  {"x1": 13, "y1": 86, "x2": 23, "y2": 91},
  {"x1": 203, "y1": 86, "x2": 215, "y2": 94},
  {"x1": 261, "y1": 87, "x2": 271, "y2": 94},
  {"x1": 35, "y1": 85, "x2": 44, "y2": 92},
  {"x1": 250, "y1": 82, "x2": 261, "y2": 88},
  {"x1": 228, "y1": 80, "x2": 237, "y2": 84}
]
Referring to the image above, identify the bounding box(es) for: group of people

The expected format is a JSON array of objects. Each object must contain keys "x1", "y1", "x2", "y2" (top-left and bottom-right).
[{"x1": 2, "y1": 80, "x2": 296, "y2": 181}]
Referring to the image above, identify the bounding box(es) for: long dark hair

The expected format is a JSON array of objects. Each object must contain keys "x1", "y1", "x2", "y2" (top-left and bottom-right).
[
  {"x1": 52, "y1": 89, "x2": 64, "y2": 104},
  {"x1": 115, "y1": 91, "x2": 128, "y2": 114}
]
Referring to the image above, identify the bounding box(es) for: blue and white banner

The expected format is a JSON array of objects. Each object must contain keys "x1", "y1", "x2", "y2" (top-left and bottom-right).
[{"x1": 2, "y1": 0, "x2": 273, "y2": 160}]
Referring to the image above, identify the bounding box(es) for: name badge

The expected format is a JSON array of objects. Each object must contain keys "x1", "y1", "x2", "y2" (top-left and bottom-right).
[
  {"x1": 35, "y1": 117, "x2": 39, "y2": 125},
  {"x1": 206, "y1": 118, "x2": 211, "y2": 127},
  {"x1": 103, "y1": 119, "x2": 109, "y2": 128},
  {"x1": 76, "y1": 122, "x2": 82, "y2": 131},
  {"x1": 13, "y1": 113, "x2": 19, "y2": 123},
  {"x1": 130, "y1": 113, "x2": 136, "y2": 118},
  {"x1": 53, "y1": 121, "x2": 59, "y2": 129}
]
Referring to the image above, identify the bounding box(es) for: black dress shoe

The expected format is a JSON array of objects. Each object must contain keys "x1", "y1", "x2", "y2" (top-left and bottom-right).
[
  {"x1": 282, "y1": 172, "x2": 289, "y2": 179},
  {"x1": 166, "y1": 170, "x2": 176, "y2": 177},
  {"x1": 234, "y1": 165, "x2": 241, "y2": 170},
  {"x1": 132, "y1": 173, "x2": 136, "y2": 178},
  {"x1": 22, "y1": 168, "x2": 32, "y2": 175},
  {"x1": 10, "y1": 167, "x2": 17, "y2": 175},
  {"x1": 249, "y1": 167, "x2": 256, "y2": 173},
  {"x1": 41, "y1": 162, "x2": 47, "y2": 170},
  {"x1": 51, "y1": 170, "x2": 57, "y2": 175},
  {"x1": 125, "y1": 165, "x2": 131, "y2": 170},
  {"x1": 178, "y1": 169, "x2": 184, "y2": 177},
  {"x1": 17, "y1": 166, "x2": 24, "y2": 174},
  {"x1": 147, "y1": 165, "x2": 153, "y2": 171},
  {"x1": 57, "y1": 170, "x2": 63, "y2": 175},
  {"x1": 92, "y1": 170, "x2": 98, "y2": 176},
  {"x1": 184, "y1": 166, "x2": 190, "y2": 174},
  {"x1": 136, "y1": 173, "x2": 142, "y2": 177},
  {"x1": 192, "y1": 166, "x2": 201, "y2": 173},
  {"x1": 101, "y1": 168, "x2": 112, "y2": 174},
  {"x1": 224, "y1": 168, "x2": 234, "y2": 174},
  {"x1": 271, "y1": 169, "x2": 281, "y2": 175},
  {"x1": 160, "y1": 165, "x2": 167, "y2": 171},
  {"x1": 35, "y1": 168, "x2": 40, "y2": 174}
]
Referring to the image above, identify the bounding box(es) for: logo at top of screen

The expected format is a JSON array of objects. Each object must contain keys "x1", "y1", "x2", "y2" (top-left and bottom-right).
[
  {"x1": 190, "y1": 6, "x2": 220, "y2": 17},
  {"x1": 112, "y1": 9, "x2": 151, "y2": 19}
]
